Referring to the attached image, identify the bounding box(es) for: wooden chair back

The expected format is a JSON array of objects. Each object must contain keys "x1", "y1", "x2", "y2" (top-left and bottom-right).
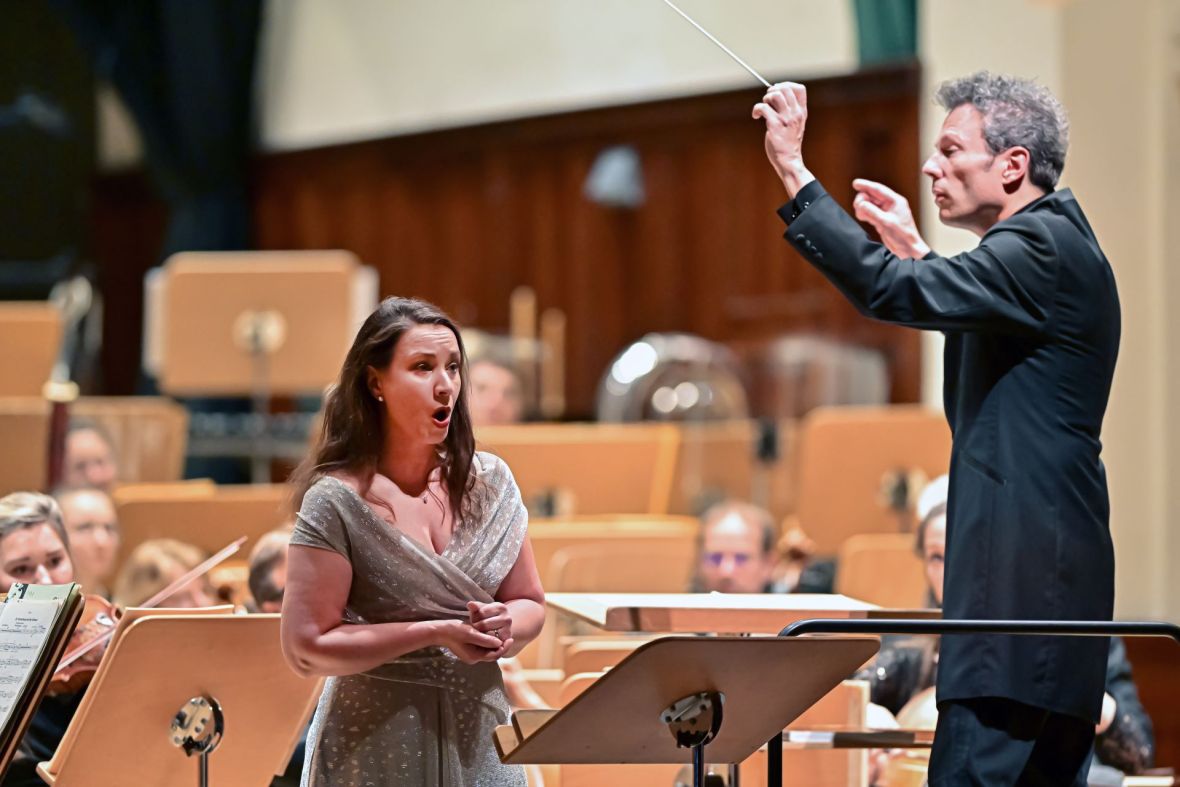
[
  {"x1": 668, "y1": 419, "x2": 798, "y2": 520},
  {"x1": 794, "y1": 405, "x2": 951, "y2": 555},
  {"x1": 0, "y1": 303, "x2": 60, "y2": 396},
  {"x1": 835, "y1": 532, "x2": 929, "y2": 608},
  {"x1": 113, "y1": 484, "x2": 290, "y2": 570},
  {"x1": 477, "y1": 423, "x2": 680, "y2": 515},
  {"x1": 73, "y1": 397, "x2": 189, "y2": 483}
]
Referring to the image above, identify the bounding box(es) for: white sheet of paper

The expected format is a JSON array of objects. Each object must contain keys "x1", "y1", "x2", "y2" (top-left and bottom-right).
[{"x1": 0, "y1": 599, "x2": 60, "y2": 731}]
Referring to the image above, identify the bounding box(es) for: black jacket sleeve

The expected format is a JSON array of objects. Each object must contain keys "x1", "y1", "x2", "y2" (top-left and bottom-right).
[{"x1": 779, "y1": 182, "x2": 1059, "y2": 336}]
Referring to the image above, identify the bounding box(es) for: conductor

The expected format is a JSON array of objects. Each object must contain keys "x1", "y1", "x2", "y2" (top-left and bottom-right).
[{"x1": 754, "y1": 72, "x2": 1120, "y2": 786}]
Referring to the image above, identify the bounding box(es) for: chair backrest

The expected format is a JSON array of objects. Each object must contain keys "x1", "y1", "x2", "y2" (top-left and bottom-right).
[
  {"x1": 113, "y1": 484, "x2": 290, "y2": 571},
  {"x1": 835, "y1": 532, "x2": 929, "y2": 609},
  {"x1": 668, "y1": 418, "x2": 798, "y2": 520},
  {"x1": 72, "y1": 397, "x2": 189, "y2": 483},
  {"x1": 548, "y1": 541, "x2": 697, "y2": 594},
  {"x1": 0, "y1": 396, "x2": 189, "y2": 495},
  {"x1": 528, "y1": 515, "x2": 698, "y2": 591},
  {"x1": 0, "y1": 397, "x2": 49, "y2": 495},
  {"x1": 476, "y1": 423, "x2": 680, "y2": 515},
  {"x1": 0, "y1": 303, "x2": 60, "y2": 397},
  {"x1": 736, "y1": 679, "x2": 869, "y2": 787},
  {"x1": 562, "y1": 639, "x2": 649, "y2": 677},
  {"x1": 795, "y1": 405, "x2": 951, "y2": 555}
]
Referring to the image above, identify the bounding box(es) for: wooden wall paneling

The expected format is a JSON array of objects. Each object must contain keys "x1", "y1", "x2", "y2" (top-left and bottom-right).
[{"x1": 91, "y1": 65, "x2": 922, "y2": 412}]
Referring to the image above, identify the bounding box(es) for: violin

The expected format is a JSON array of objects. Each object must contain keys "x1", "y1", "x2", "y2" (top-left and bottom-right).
[
  {"x1": 46, "y1": 594, "x2": 119, "y2": 696},
  {"x1": 46, "y1": 536, "x2": 248, "y2": 696}
]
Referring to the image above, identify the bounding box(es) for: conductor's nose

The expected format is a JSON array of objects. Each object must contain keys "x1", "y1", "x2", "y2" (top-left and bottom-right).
[{"x1": 922, "y1": 154, "x2": 942, "y2": 180}]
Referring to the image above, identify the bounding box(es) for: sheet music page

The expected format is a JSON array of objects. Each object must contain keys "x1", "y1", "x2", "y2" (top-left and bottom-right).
[{"x1": 0, "y1": 599, "x2": 60, "y2": 731}]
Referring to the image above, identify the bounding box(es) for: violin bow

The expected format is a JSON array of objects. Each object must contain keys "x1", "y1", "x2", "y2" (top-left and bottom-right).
[{"x1": 55, "y1": 536, "x2": 249, "y2": 672}]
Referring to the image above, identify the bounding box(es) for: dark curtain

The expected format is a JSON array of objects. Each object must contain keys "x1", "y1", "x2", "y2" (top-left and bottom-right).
[
  {"x1": 52, "y1": 1, "x2": 263, "y2": 481},
  {"x1": 51, "y1": 0, "x2": 261, "y2": 259},
  {"x1": 852, "y1": 0, "x2": 918, "y2": 66}
]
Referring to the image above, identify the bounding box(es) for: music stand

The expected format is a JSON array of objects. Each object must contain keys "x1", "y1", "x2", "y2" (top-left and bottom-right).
[
  {"x1": 495, "y1": 636, "x2": 878, "y2": 786},
  {"x1": 146, "y1": 251, "x2": 377, "y2": 481},
  {"x1": 37, "y1": 614, "x2": 322, "y2": 787},
  {"x1": 544, "y1": 591, "x2": 939, "y2": 635}
]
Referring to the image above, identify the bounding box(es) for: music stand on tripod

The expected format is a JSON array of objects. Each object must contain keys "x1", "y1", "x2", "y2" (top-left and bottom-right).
[{"x1": 145, "y1": 251, "x2": 377, "y2": 481}]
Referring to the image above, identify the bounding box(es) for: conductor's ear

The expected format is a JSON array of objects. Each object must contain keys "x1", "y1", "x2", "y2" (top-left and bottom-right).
[{"x1": 1002, "y1": 146, "x2": 1032, "y2": 187}]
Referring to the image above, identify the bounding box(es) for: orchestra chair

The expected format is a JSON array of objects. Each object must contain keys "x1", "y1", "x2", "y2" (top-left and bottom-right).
[
  {"x1": 110, "y1": 480, "x2": 216, "y2": 502},
  {"x1": 517, "y1": 669, "x2": 565, "y2": 709},
  {"x1": 527, "y1": 515, "x2": 698, "y2": 591},
  {"x1": 0, "y1": 396, "x2": 188, "y2": 494},
  {"x1": 787, "y1": 405, "x2": 952, "y2": 556},
  {"x1": 738, "y1": 679, "x2": 870, "y2": 787},
  {"x1": 72, "y1": 396, "x2": 189, "y2": 483},
  {"x1": 0, "y1": 397, "x2": 50, "y2": 494},
  {"x1": 561, "y1": 639, "x2": 648, "y2": 677},
  {"x1": 668, "y1": 418, "x2": 798, "y2": 521},
  {"x1": 520, "y1": 517, "x2": 697, "y2": 669},
  {"x1": 834, "y1": 533, "x2": 929, "y2": 609},
  {"x1": 476, "y1": 423, "x2": 679, "y2": 515},
  {"x1": 547, "y1": 541, "x2": 696, "y2": 596},
  {"x1": 112, "y1": 483, "x2": 289, "y2": 572},
  {"x1": 0, "y1": 302, "x2": 60, "y2": 396}
]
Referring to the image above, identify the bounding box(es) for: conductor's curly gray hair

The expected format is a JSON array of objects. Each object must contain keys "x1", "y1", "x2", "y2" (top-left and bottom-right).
[{"x1": 935, "y1": 71, "x2": 1070, "y2": 193}]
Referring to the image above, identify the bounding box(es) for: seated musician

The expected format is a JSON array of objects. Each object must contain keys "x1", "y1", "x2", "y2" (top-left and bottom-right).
[
  {"x1": 53, "y1": 488, "x2": 120, "y2": 599},
  {"x1": 860, "y1": 477, "x2": 1155, "y2": 783},
  {"x1": 0, "y1": 493, "x2": 80, "y2": 787},
  {"x1": 62, "y1": 420, "x2": 118, "y2": 493},
  {"x1": 467, "y1": 357, "x2": 525, "y2": 427},
  {"x1": 692, "y1": 500, "x2": 832, "y2": 593},
  {"x1": 112, "y1": 539, "x2": 216, "y2": 608},
  {"x1": 248, "y1": 527, "x2": 293, "y2": 613}
]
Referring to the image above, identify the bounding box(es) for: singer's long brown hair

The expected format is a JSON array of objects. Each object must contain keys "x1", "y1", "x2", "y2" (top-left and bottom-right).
[{"x1": 289, "y1": 297, "x2": 477, "y2": 522}]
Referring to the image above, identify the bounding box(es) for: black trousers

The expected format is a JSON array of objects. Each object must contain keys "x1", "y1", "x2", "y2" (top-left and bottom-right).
[{"x1": 928, "y1": 697, "x2": 1095, "y2": 787}]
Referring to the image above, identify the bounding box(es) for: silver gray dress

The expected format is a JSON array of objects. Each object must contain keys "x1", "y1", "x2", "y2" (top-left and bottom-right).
[{"x1": 291, "y1": 452, "x2": 529, "y2": 787}]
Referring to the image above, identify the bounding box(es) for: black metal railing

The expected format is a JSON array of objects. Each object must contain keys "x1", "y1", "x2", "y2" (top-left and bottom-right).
[{"x1": 764, "y1": 618, "x2": 1180, "y2": 786}]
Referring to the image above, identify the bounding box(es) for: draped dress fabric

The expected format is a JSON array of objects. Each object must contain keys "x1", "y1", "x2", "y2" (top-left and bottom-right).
[{"x1": 290, "y1": 452, "x2": 529, "y2": 786}]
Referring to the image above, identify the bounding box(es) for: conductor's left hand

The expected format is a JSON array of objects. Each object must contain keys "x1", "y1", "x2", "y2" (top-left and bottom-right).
[{"x1": 753, "y1": 82, "x2": 815, "y2": 198}]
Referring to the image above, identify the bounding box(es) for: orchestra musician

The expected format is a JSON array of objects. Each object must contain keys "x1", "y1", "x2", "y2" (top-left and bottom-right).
[{"x1": 0, "y1": 492, "x2": 81, "y2": 787}]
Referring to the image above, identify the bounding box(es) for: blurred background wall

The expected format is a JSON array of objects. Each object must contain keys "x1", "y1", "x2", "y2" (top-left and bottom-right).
[{"x1": 15, "y1": 0, "x2": 1180, "y2": 619}]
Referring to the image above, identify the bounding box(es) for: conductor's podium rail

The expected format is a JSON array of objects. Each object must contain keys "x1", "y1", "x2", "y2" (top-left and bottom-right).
[{"x1": 770, "y1": 617, "x2": 1180, "y2": 786}]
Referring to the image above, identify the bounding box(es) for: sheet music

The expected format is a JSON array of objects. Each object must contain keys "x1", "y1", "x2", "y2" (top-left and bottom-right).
[{"x1": 0, "y1": 598, "x2": 60, "y2": 731}]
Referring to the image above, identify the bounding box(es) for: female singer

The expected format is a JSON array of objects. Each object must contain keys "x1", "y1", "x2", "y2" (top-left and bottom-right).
[{"x1": 281, "y1": 297, "x2": 544, "y2": 786}]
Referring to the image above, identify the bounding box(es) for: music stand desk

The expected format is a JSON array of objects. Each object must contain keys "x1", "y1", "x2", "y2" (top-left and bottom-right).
[
  {"x1": 495, "y1": 636, "x2": 879, "y2": 772},
  {"x1": 545, "y1": 592, "x2": 935, "y2": 635},
  {"x1": 151, "y1": 251, "x2": 368, "y2": 397},
  {"x1": 38, "y1": 614, "x2": 321, "y2": 787}
]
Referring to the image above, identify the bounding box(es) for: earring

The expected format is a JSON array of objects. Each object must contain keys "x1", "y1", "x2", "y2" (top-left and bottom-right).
[{"x1": 377, "y1": 395, "x2": 384, "y2": 402}]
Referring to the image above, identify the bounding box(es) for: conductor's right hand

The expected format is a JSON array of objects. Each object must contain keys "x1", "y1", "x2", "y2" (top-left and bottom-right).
[
  {"x1": 436, "y1": 619, "x2": 511, "y2": 664},
  {"x1": 752, "y1": 82, "x2": 815, "y2": 199}
]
